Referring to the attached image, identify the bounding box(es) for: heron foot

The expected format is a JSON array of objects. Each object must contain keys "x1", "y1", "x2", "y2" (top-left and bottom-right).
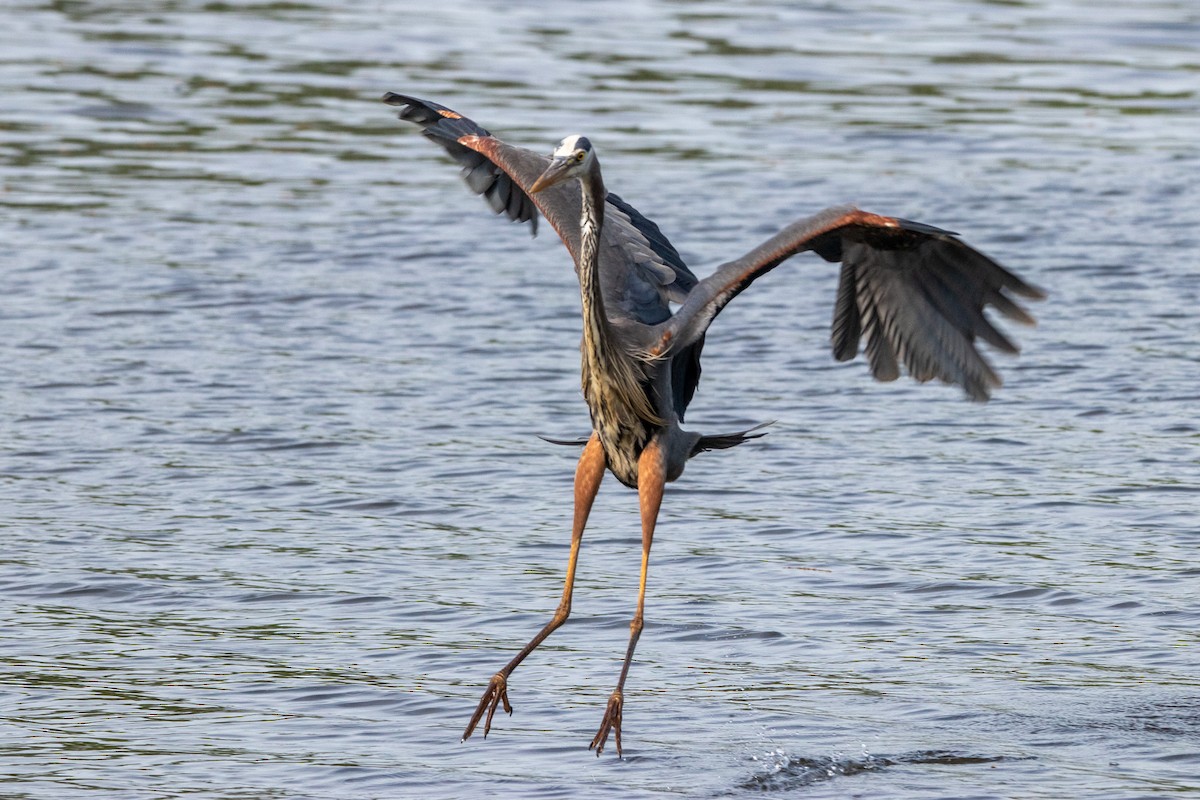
[
  {"x1": 589, "y1": 689, "x2": 623, "y2": 757},
  {"x1": 461, "y1": 672, "x2": 512, "y2": 743}
]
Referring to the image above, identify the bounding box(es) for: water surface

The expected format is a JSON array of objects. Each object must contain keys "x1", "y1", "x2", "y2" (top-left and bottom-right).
[{"x1": 2, "y1": 1, "x2": 1198, "y2": 798}]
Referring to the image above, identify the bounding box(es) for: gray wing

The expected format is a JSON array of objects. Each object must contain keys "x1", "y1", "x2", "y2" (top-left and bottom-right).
[
  {"x1": 659, "y1": 206, "x2": 1045, "y2": 401},
  {"x1": 600, "y1": 193, "x2": 698, "y2": 324},
  {"x1": 384, "y1": 93, "x2": 695, "y2": 325}
]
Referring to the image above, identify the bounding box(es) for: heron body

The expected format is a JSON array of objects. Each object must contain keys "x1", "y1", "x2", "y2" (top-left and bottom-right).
[
  {"x1": 384, "y1": 92, "x2": 1045, "y2": 756},
  {"x1": 569, "y1": 143, "x2": 657, "y2": 488}
]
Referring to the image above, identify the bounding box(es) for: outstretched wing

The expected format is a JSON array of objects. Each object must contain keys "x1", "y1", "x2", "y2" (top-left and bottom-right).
[
  {"x1": 660, "y1": 206, "x2": 1044, "y2": 401},
  {"x1": 383, "y1": 92, "x2": 558, "y2": 239},
  {"x1": 384, "y1": 93, "x2": 698, "y2": 325}
]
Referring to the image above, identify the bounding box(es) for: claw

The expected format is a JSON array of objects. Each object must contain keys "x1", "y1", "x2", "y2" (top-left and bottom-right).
[
  {"x1": 589, "y1": 690, "x2": 623, "y2": 757},
  {"x1": 462, "y1": 672, "x2": 512, "y2": 743}
]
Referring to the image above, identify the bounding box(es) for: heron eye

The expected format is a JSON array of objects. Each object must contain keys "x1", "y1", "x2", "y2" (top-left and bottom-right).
[{"x1": 573, "y1": 150, "x2": 586, "y2": 162}]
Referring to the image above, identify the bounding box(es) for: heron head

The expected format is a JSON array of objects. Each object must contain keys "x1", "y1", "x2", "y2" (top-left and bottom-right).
[{"x1": 529, "y1": 135, "x2": 594, "y2": 193}]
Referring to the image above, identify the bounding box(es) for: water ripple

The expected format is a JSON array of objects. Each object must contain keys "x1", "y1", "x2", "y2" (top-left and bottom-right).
[{"x1": 3, "y1": 0, "x2": 1199, "y2": 798}]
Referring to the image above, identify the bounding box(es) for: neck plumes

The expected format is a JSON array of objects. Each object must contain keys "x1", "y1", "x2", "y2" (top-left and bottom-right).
[
  {"x1": 576, "y1": 161, "x2": 662, "y2": 427},
  {"x1": 578, "y1": 163, "x2": 608, "y2": 361}
]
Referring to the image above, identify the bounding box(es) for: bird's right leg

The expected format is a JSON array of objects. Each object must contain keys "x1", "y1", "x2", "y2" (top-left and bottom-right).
[
  {"x1": 461, "y1": 433, "x2": 607, "y2": 743},
  {"x1": 589, "y1": 437, "x2": 665, "y2": 758}
]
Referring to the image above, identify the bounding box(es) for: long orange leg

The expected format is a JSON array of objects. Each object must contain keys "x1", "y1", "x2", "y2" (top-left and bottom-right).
[
  {"x1": 590, "y1": 438, "x2": 666, "y2": 758},
  {"x1": 461, "y1": 433, "x2": 607, "y2": 743}
]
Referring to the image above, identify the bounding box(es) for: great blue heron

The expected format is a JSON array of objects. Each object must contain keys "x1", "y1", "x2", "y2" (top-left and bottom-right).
[{"x1": 384, "y1": 92, "x2": 1044, "y2": 757}]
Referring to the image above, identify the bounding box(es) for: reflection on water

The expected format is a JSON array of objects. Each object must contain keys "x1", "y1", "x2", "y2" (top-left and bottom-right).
[{"x1": 2, "y1": 0, "x2": 1198, "y2": 798}]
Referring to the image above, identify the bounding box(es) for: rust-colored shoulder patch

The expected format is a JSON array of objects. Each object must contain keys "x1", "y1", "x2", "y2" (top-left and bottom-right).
[
  {"x1": 437, "y1": 108, "x2": 462, "y2": 119},
  {"x1": 457, "y1": 134, "x2": 498, "y2": 157},
  {"x1": 851, "y1": 210, "x2": 900, "y2": 228}
]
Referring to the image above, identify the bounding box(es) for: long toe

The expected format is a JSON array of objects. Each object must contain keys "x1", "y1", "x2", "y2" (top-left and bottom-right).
[
  {"x1": 589, "y1": 691, "x2": 624, "y2": 757},
  {"x1": 462, "y1": 673, "x2": 511, "y2": 742}
]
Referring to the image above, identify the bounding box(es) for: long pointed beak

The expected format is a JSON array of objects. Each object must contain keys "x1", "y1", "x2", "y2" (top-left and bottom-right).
[{"x1": 529, "y1": 157, "x2": 572, "y2": 194}]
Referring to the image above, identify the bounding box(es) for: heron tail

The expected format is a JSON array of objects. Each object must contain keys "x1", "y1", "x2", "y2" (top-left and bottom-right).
[
  {"x1": 538, "y1": 434, "x2": 591, "y2": 447},
  {"x1": 691, "y1": 421, "x2": 773, "y2": 456}
]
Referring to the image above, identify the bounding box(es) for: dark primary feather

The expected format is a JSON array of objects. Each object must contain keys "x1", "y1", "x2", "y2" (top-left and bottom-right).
[{"x1": 828, "y1": 225, "x2": 1042, "y2": 401}]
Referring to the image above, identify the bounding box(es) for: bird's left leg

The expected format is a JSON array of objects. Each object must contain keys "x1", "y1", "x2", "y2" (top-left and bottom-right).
[
  {"x1": 461, "y1": 433, "x2": 607, "y2": 744},
  {"x1": 590, "y1": 438, "x2": 666, "y2": 758}
]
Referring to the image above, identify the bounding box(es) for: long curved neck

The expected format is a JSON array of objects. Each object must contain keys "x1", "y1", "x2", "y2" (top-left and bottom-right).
[
  {"x1": 578, "y1": 161, "x2": 608, "y2": 357},
  {"x1": 575, "y1": 160, "x2": 662, "y2": 429}
]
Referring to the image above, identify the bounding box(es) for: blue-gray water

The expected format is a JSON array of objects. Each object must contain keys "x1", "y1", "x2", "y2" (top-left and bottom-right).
[{"x1": 2, "y1": 1, "x2": 1198, "y2": 798}]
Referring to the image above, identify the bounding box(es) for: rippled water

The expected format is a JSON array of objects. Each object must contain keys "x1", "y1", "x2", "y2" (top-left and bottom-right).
[{"x1": 3, "y1": 1, "x2": 1198, "y2": 797}]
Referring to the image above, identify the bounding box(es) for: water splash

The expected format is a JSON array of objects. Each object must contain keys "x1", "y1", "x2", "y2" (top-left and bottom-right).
[{"x1": 742, "y1": 748, "x2": 1019, "y2": 791}]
